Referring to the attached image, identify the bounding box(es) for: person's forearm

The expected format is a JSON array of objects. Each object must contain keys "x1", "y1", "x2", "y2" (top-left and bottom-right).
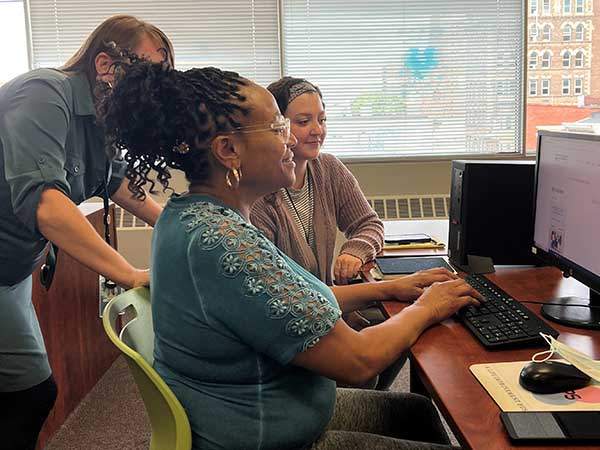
[
  {"x1": 37, "y1": 188, "x2": 139, "y2": 288},
  {"x1": 330, "y1": 280, "x2": 396, "y2": 313},
  {"x1": 110, "y1": 180, "x2": 162, "y2": 226},
  {"x1": 357, "y1": 304, "x2": 434, "y2": 373}
]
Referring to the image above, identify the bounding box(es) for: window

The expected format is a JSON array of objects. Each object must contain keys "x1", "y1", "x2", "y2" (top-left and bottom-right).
[
  {"x1": 563, "y1": 24, "x2": 572, "y2": 41},
  {"x1": 28, "y1": 1, "x2": 281, "y2": 85},
  {"x1": 575, "y1": 50, "x2": 585, "y2": 67},
  {"x1": 530, "y1": 24, "x2": 539, "y2": 41},
  {"x1": 543, "y1": 24, "x2": 552, "y2": 40},
  {"x1": 562, "y1": 78, "x2": 571, "y2": 95},
  {"x1": 281, "y1": 0, "x2": 524, "y2": 157},
  {"x1": 576, "y1": 0, "x2": 585, "y2": 13},
  {"x1": 575, "y1": 24, "x2": 585, "y2": 40},
  {"x1": 541, "y1": 79, "x2": 550, "y2": 95},
  {"x1": 564, "y1": 0, "x2": 572, "y2": 14},
  {"x1": 529, "y1": 51, "x2": 538, "y2": 69},
  {"x1": 0, "y1": 0, "x2": 28, "y2": 85},
  {"x1": 531, "y1": 0, "x2": 538, "y2": 15},
  {"x1": 543, "y1": 0, "x2": 551, "y2": 14},
  {"x1": 26, "y1": 0, "x2": 524, "y2": 159},
  {"x1": 529, "y1": 79, "x2": 538, "y2": 96},
  {"x1": 562, "y1": 50, "x2": 571, "y2": 68},
  {"x1": 574, "y1": 77, "x2": 583, "y2": 94},
  {"x1": 542, "y1": 51, "x2": 552, "y2": 67}
]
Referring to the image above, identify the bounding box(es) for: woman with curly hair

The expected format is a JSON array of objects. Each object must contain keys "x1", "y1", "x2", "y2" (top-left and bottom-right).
[
  {"x1": 252, "y1": 77, "x2": 384, "y2": 286},
  {"x1": 0, "y1": 15, "x2": 173, "y2": 449},
  {"x1": 104, "y1": 60, "x2": 481, "y2": 450}
]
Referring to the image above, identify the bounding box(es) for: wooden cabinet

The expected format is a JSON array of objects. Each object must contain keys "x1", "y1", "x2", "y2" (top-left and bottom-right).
[{"x1": 32, "y1": 203, "x2": 120, "y2": 448}]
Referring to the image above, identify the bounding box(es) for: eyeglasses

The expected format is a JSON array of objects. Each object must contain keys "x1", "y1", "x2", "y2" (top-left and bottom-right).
[{"x1": 224, "y1": 115, "x2": 291, "y2": 141}]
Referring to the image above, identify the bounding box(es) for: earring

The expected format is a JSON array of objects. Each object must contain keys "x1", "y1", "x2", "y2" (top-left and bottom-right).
[{"x1": 225, "y1": 167, "x2": 242, "y2": 189}]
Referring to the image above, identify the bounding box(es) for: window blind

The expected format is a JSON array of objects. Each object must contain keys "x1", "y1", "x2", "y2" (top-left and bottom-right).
[
  {"x1": 282, "y1": 0, "x2": 524, "y2": 158},
  {"x1": 27, "y1": 0, "x2": 280, "y2": 85}
]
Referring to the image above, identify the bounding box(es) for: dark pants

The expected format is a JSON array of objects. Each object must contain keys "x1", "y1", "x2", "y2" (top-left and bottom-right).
[{"x1": 0, "y1": 375, "x2": 57, "y2": 450}]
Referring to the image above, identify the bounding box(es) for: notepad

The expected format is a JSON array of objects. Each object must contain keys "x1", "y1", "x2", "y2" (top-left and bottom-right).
[
  {"x1": 375, "y1": 256, "x2": 453, "y2": 275},
  {"x1": 470, "y1": 360, "x2": 600, "y2": 412}
]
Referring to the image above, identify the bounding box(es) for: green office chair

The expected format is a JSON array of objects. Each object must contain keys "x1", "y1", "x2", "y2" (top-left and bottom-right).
[{"x1": 102, "y1": 287, "x2": 192, "y2": 450}]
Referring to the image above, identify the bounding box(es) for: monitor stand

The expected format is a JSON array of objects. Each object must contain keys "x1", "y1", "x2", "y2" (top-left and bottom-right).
[{"x1": 541, "y1": 288, "x2": 600, "y2": 330}]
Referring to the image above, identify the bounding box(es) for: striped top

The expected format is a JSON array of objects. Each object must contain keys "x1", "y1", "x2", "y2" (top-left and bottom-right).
[
  {"x1": 282, "y1": 169, "x2": 315, "y2": 249},
  {"x1": 251, "y1": 152, "x2": 384, "y2": 285}
]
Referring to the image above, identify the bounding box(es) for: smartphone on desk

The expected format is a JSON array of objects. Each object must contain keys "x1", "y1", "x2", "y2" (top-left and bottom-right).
[
  {"x1": 384, "y1": 233, "x2": 432, "y2": 245},
  {"x1": 501, "y1": 411, "x2": 600, "y2": 443}
]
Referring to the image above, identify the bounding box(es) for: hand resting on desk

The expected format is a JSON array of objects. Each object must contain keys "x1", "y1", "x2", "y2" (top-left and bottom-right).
[{"x1": 385, "y1": 268, "x2": 459, "y2": 302}]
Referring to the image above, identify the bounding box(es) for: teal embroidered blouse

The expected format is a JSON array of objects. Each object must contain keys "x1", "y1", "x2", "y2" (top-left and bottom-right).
[{"x1": 152, "y1": 194, "x2": 342, "y2": 450}]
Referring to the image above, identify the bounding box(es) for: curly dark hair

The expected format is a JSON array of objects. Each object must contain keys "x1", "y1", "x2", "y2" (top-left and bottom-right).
[
  {"x1": 267, "y1": 76, "x2": 324, "y2": 115},
  {"x1": 102, "y1": 61, "x2": 249, "y2": 199}
]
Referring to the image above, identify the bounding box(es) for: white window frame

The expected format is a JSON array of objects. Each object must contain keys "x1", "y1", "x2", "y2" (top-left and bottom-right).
[
  {"x1": 574, "y1": 77, "x2": 583, "y2": 94},
  {"x1": 576, "y1": 0, "x2": 585, "y2": 13},
  {"x1": 529, "y1": 51, "x2": 538, "y2": 69},
  {"x1": 563, "y1": 24, "x2": 573, "y2": 41},
  {"x1": 562, "y1": 50, "x2": 571, "y2": 68},
  {"x1": 575, "y1": 23, "x2": 585, "y2": 40},
  {"x1": 575, "y1": 50, "x2": 585, "y2": 67},
  {"x1": 564, "y1": 0, "x2": 572, "y2": 14},
  {"x1": 542, "y1": 50, "x2": 553, "y2": 67},
  {"x1": 562, "y1": 78, "x2": 571, "y2": 95},
  {"x1": 530, "y1": 24, "x2": 539, "y2": 41},
  {"x1": 541, "y1": 78, "x2": 550, "y2": 96},
  {"x1": 543, "y1": 0, "x2": 551, "y2": 14},
  {"x1": 543, "y1": 24, "x2": 552, "y2": 40},
  {"x1": 529, "y1": 79, "x2": 538, "y2": 96},
  {"x1": 531, "y1": 0, "x2": 538, "y2": 15}
]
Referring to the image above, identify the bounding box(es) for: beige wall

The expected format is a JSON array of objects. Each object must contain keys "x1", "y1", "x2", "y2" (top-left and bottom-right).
[
  {"x1": 115, "y1": 161, "x2": 453, "y2": 269},
  {"x1": 155, "y1": 160, "x2": 453, "y2": 199}
]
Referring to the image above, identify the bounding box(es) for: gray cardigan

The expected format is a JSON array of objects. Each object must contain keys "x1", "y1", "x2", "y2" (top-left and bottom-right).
[{"x1": 251, "y1": 153, "x2": 384, "y2": 285}]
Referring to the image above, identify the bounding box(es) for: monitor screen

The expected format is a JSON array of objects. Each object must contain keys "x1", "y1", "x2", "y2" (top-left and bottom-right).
[
  {"x1": 534, "y1": 134, "x2": 600, "y2": 277},
  {"x1": 533, "y1": 131, "x2": 600, "y2": 329}
]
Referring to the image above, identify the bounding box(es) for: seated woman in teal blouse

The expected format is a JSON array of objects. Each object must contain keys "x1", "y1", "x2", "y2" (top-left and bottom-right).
[{"x1": 103, "y1": 61, "x2": 482, "y2": 450}]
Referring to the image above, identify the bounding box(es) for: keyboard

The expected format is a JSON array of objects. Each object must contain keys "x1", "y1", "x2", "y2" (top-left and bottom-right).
[{"x1": 457, "y1": 274, "x2": 559, "y2": 349}]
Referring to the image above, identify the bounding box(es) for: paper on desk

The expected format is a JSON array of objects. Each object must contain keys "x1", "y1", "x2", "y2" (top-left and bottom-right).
[
  {"x1": 383, "y1": 239, "x2": 445, "y2": 251},
  {"x1": 470, "y1": 360, "x2": 600, "y2": 412}
]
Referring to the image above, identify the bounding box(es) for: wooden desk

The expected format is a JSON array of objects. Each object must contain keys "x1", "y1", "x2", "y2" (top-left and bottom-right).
[
  {"x1": 383, "y1": 267, "x2": 599, "y2": 450},
  {"x1": 382, "y1": 219, "x2": 448, "y2": 257},
  {"x1": 32, "y1": 203, "x2": 120, "y2": 448}
]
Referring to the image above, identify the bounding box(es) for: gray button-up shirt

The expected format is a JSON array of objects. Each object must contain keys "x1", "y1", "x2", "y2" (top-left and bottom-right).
[{"x1": 0, "y1": 68, "x2": 126, "y2": 285}]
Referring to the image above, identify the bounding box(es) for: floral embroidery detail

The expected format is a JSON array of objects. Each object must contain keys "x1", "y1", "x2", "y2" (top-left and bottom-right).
[{"x1": 180, "y1": 201, "x2": 341, "y2": 350}]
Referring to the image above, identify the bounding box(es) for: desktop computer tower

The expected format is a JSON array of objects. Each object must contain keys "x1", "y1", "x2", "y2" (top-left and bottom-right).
[{"x1": 448, "y1": 160, "x2": 536, "y2": 270}]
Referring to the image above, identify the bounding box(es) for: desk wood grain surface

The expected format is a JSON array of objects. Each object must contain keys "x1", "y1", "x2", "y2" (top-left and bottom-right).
[{"x1": 383, "y1": 267, "x2": 599, "y2": 450}]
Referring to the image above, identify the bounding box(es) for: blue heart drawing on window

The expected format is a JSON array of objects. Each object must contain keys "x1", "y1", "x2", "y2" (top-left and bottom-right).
[{"x1": 404, "y1": 47, "x2": 439, "y2": 79}]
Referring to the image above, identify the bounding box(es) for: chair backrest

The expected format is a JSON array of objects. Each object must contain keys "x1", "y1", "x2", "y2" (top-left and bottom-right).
[{"x1": 102, "y1": 287, "x2": 192, "y2": 450}]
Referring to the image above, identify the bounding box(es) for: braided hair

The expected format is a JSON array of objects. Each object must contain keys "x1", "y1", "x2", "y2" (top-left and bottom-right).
[{"x1": 102, "y1": 61, "x2": 249, "y2": 199}]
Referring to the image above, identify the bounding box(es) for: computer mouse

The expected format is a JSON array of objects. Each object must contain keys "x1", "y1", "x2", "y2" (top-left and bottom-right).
[{"x1": 519, "y1": 360, "x2": 591, "y2": 394}]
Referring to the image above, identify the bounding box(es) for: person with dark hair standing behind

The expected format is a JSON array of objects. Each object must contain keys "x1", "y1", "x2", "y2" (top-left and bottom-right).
[
  {"x1": 251, "y1": 76, "x2": 384, "y2": 286},
  {"x1": 104, "y1": 60, "x2": 481, "y2": 450},
  {"x1": 0, "y1": 15, "x2": 173, "y2": 449}
]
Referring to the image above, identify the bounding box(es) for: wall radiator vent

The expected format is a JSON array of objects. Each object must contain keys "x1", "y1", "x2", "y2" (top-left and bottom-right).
[
  {"x1": 366, "y1": 194, "x2": 450, "y2": 220},
  {"x1": 115, "y1": 193, "x2": 451, "y2": 230},
  {"x1": 115, "y1": 207, "x2": 151, "y2": 230}
]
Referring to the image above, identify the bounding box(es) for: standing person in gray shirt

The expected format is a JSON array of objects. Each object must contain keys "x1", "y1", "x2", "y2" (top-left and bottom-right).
[{"x1": 0, "y1": 15, "x2": 173, "y2": 449}]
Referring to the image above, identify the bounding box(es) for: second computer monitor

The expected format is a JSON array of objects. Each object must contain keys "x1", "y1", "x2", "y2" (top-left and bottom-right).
[{"x1": 533, "y1": 130, "x2": 600, "y2": 330}]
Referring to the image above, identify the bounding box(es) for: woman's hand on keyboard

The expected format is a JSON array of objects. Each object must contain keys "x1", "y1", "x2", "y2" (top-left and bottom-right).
[
  {"x1": 413, "y1": 279, "x2": 483, "y2": 324},
  {"x1": 385, "y1": 268, "x2": 458, "y2": 302}
]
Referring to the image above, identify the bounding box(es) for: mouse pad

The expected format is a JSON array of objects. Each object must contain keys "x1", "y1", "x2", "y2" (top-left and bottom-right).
[{"x1": 470, "y1": 360, "x2": 600, "y2": 412}]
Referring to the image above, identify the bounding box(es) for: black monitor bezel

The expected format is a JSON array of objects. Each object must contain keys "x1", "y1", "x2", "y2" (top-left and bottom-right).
[{"x1": 532, "y1": 130, "x2": 600, "y2": 300}]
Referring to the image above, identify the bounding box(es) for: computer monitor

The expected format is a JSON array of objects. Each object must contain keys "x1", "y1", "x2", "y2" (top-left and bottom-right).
[{"x1": 532, "y1": 130, "x2": 600, "y2": 330}]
